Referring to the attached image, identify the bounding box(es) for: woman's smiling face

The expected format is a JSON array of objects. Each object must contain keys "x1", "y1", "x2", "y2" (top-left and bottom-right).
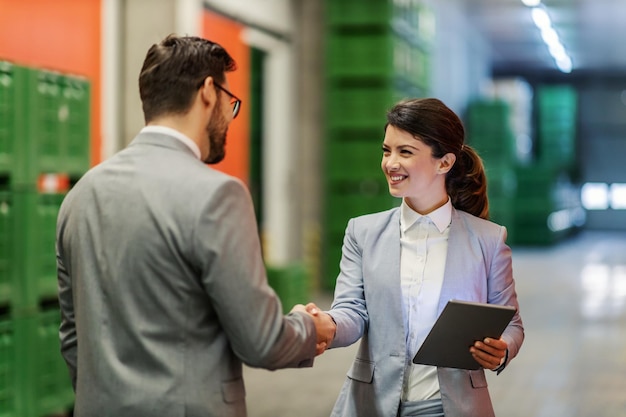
[{"x1": 381, "y1": 125, "x2": 453, "y2": 214}]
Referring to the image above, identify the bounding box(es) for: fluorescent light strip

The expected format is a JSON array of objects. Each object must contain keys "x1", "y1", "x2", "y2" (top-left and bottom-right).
[
  {"x1": 522, "y1": 0, "x2": 541, "y2": 6},
  {"x1": 581, "y1": 182, "x2": 626, "y2": 210},
  {"x1": 527, "y1": 3, "x2": 573, "y2": 73}
]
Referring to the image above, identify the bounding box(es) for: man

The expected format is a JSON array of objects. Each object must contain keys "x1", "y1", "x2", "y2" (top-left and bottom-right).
[{"x1": 56, "y1": 34, "x2": 335, "y2": 417}]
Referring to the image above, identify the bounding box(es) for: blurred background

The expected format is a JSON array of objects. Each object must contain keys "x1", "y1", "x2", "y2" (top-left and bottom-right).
[{"x1": 0, "y1": 0, "x2": 625, "y2": 416}]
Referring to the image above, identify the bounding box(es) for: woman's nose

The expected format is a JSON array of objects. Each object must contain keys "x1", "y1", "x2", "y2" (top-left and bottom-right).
[{"x1": 385, "y1": 157, "x2": 400, "y2": 171}]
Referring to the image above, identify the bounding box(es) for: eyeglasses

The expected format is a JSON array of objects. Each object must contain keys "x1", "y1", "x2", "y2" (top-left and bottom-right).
[{"x1": 214, "y1": 82, "x2": 242, "y2": 119}]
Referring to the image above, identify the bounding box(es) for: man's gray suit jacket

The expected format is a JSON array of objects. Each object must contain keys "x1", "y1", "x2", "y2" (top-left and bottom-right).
[
  {"x1": 327, "y1": 207, "x2": 524, "y2": 417},
  {"x1": 56, "y1": 132, "x2": 317, "y2": 417}
]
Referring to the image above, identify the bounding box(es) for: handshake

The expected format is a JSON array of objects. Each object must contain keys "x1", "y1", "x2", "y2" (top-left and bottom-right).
[{"x1": 291, "y1": 303, "x2": 337, "y2": 356}]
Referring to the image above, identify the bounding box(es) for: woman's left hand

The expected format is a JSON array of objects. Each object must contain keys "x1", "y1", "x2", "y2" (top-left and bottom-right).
[{"x1": 470, "y1": 337, "x2": 508, "y2": 370}]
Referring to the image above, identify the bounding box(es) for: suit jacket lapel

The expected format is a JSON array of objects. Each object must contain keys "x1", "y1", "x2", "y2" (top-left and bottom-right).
[
  {"x1": 383, "y1": 209, "x2": 403, "y2": 323},
  {"x1": 438, "y1": 208, "x2": 469, "y2": 314},
  {"x1": 366, "y1": 209, "x2": 405, "y2": 349}
]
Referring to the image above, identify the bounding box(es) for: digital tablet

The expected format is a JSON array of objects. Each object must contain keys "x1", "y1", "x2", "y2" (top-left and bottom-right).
[{"x1": 412, "y1": 300, "x2": 516, "y2": 370}]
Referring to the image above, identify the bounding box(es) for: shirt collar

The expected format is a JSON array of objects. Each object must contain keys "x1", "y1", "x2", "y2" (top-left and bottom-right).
[
  {"x1": 140, "y1": 125, "x2": 201, "y2": 160},
  {"x1": 400, "y1": 197, "x2": 452, "y2": 234}
]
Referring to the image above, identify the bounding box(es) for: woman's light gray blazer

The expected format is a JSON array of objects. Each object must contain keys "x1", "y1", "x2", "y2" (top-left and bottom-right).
[{"x1": 328, "y1": 207, "x2": 524, "y2": 417}]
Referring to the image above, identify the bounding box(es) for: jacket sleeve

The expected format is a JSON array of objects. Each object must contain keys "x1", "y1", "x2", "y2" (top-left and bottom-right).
[
  {"x1": 193, "y1": 178, "x2": 317, "y2": 369},
  {"x1": 327, "y1": 218, "x2": 369, "y2": 348},
  {"x1": 488, "y1": 225, "x2": 524, "y2": 371}
]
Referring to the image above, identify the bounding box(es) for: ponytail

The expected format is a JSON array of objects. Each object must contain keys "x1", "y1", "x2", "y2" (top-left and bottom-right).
[{"x1": 447, "y1": 144, "x2": 489, "y2": 219}]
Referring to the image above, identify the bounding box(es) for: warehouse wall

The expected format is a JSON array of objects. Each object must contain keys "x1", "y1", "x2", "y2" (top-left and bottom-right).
[
  {"x1": 430, "y1": 0, "x2": 491, "y2": 115},
  {"x1": 0, "y1": 0, "x2": 102, "y2": 165},
  {"x1": 121, "y1": 0, "x2": 178, "y2": 148}
]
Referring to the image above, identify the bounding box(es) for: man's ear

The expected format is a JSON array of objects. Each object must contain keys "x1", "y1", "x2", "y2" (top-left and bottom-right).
[
  {"x1": 198, "y1": 76, "x2": 216, "y2": 107},
  {"x1": 438, "y1": 152, "x2": 456, "y2": 174}
]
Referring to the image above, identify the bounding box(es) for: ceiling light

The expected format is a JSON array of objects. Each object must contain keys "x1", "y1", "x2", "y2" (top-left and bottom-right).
[
  {"x1": 531, "y1": 7, "x2": 551, "y2": 30},
  {"x1": 548, "y1": 43, "x2": 567, "y2": 60},
  {"x1": 541, "y1": 27, "x2": 559, "y2": 45},
  {"x1": 610, "y1": 184, "x2": 626, "y2": 209},
  {"x1": 521, "y1": 0, "x2": 541, "y2": 6},
  {"x1": 581, "y1": 183, "x2": 609, "y2": 210},
  {"x1": 529, "y1": 5, "x2": 573, "y2": 73},
  {"x1": 556, "y1": 56, "x2": 572, "y2": 73}
]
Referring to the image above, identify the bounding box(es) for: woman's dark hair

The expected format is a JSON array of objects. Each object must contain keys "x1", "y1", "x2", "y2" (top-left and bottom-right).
[
  {"x1": 386, "y1": 98, "x2": 489, "y2": 219},
  {"x1": 138, "y1": 34, "x2": 237, "y2": 123}
]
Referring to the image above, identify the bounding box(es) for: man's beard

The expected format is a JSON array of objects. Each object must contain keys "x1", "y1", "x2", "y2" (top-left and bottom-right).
[{"x1": 204, "y1": 104, "x2": 228, "y2": 164}]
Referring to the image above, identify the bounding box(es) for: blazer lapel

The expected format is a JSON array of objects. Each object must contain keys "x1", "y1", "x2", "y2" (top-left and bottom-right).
[
  {"x1": 438, "y1": 208, "x2": 470, "y2": 314},
  {"x1": 382, "y1": 210, "x2": 403, "y2": 323},
  {"x1": 366, "y1": 209, "x2": 405, "y2": 349}
]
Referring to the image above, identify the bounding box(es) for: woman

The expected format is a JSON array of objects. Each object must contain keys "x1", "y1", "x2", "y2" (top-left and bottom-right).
[{"x1": 317, "y1": 98, "x2": 524, "y2": 417}]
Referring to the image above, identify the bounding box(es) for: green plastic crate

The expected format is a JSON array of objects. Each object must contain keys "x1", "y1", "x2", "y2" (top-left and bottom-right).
[
  {"x1": 0, "y1": 191, "x2": 13, "y2": 306},
  {"x1": 327, "y1": 87, "x2": 398, "y2": 130},
  {"x1": 514, "y1": 166, "x2": 559, "y2": 200},
  {"x1": 326, "y1": 0, "x2": 393, "y2": 27},
  {"x1": 537, "y1": 85, "x2": 577, "y2": 110},
  {"x1": 485, "y1": 165, "x2": 517, "y2": 199},
  {"x1": 16, "y1": 308, "x2": 73, "y2": 417},
  {"x1": 326, "y1": 192, "x2": 394, "y2": 220},
  {"x1": 322, "y1": 229, "x2": 345, "y2": 291},
  {"x1": 323, "y1": 187, "x2": 397, "y2": 290},
  {"x1": 20, "y1": 69, "x2": 91, "y2": 186},
  {"x1": 538, "y1": 111, "x2": 576, "y2": 127},
  {"x1": 487, "y1": 197, "x2": 516, "y2": 243},
  {"x1": 266, "y1": 264, "x2": 311, "y2": 313},
  {"x1": 14, "y1": 191, "x2": 66, "y2": 311},
  {"x1": 23, "y1": 69, "x2": 64, "y2": 181},
  {"x1": 469, "y1": 133, "x2": 516, "y2": 165},
  {"x1": 537, "y1": 143, "x2": 575, "y2": 167},
  {"x1": 0, "y1": 62, "x2": 27, "y2": 184},
  {"x1": 0, "y1": 312, "x2": 17, "y2": 417},
  {"x1": 466, "y1": 101, "x2": 514, "y2": 137},
  {"x1": 322, "y1": 255, "x2": 341, "y2": 291},
  {"x1": 59, "y1": 75, "x2": 91, "y2": 176},
  {"x1": 327, "y1": 31, "x2": 394, "y2": 79},
  {"x1": 326, "y1": 140, "x2": 383, "y2": 182},
  {"x1": 325, "y1": 126, "x2": 382, "y2": 143}
]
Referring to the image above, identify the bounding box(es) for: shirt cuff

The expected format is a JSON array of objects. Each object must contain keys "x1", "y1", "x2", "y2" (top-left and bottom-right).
[{"x1": 492, "y1": 348, "x2": 509, "y2": 374}]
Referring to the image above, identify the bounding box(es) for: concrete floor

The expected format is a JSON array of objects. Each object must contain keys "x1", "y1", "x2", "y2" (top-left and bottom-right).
[{"x1": 243, "y1": 230, "x2": 626, "y2": 417}]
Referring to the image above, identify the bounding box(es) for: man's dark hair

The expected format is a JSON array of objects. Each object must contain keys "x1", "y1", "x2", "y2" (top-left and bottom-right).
[{"x1": 138, "y1": 34, "x2": 237, "y2": 123}]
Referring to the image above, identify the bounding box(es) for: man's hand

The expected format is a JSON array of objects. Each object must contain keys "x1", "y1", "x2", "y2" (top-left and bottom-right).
[
  {"x1": 470, "y1": 337, "x2": 508, "y2": 370},
  {"x1": 291, "y1": 303, "x2": 336, "y2": 356}
]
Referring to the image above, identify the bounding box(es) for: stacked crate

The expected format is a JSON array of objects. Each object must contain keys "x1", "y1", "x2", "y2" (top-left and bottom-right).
[
  {"x1": 536, "y1": 85, "x2": 577, "y2": 170},
  {"x1": 508, "y1": 166, "x2": 582, "y2": 245},
  {"x1": 0, "y1": 60, "x2": 90, "y2": 417},
  {"x1": 266, "y1": 264, "x2": 310, "y2": 314},
  {"x1": 513, "y1": 84, "x2": 582, "y2": 244},
  {"x1": 466, "y1": 100, "x2": 517, "y2": 240},
  {"x1": 323, "y1": 0, "x2": 434, "y2": 289},
  {"x1": 466, "y1": 86, "x2": 582, "y2": 246}
]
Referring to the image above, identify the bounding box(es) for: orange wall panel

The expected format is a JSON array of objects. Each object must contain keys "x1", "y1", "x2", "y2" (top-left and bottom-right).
[
  {"x1": 0, "y1": 0, "x2": 102, "y2": 165},
  {"x1": 202, "y1": 11, "x2": 251, "y2": 185}
]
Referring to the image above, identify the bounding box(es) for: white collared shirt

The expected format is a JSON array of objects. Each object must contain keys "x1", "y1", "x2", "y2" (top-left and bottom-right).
[
  {"x1": 399, "y1": 198, "x2": 452, "y2": 401},
  {"x1": 140, "y1": 125, "x2": 201, "y2": 160}
]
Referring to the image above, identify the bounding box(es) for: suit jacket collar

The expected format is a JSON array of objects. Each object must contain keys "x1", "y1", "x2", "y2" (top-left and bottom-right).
[{"x1": 129, "y1": 131, "x2": 199, "y2": 159}]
